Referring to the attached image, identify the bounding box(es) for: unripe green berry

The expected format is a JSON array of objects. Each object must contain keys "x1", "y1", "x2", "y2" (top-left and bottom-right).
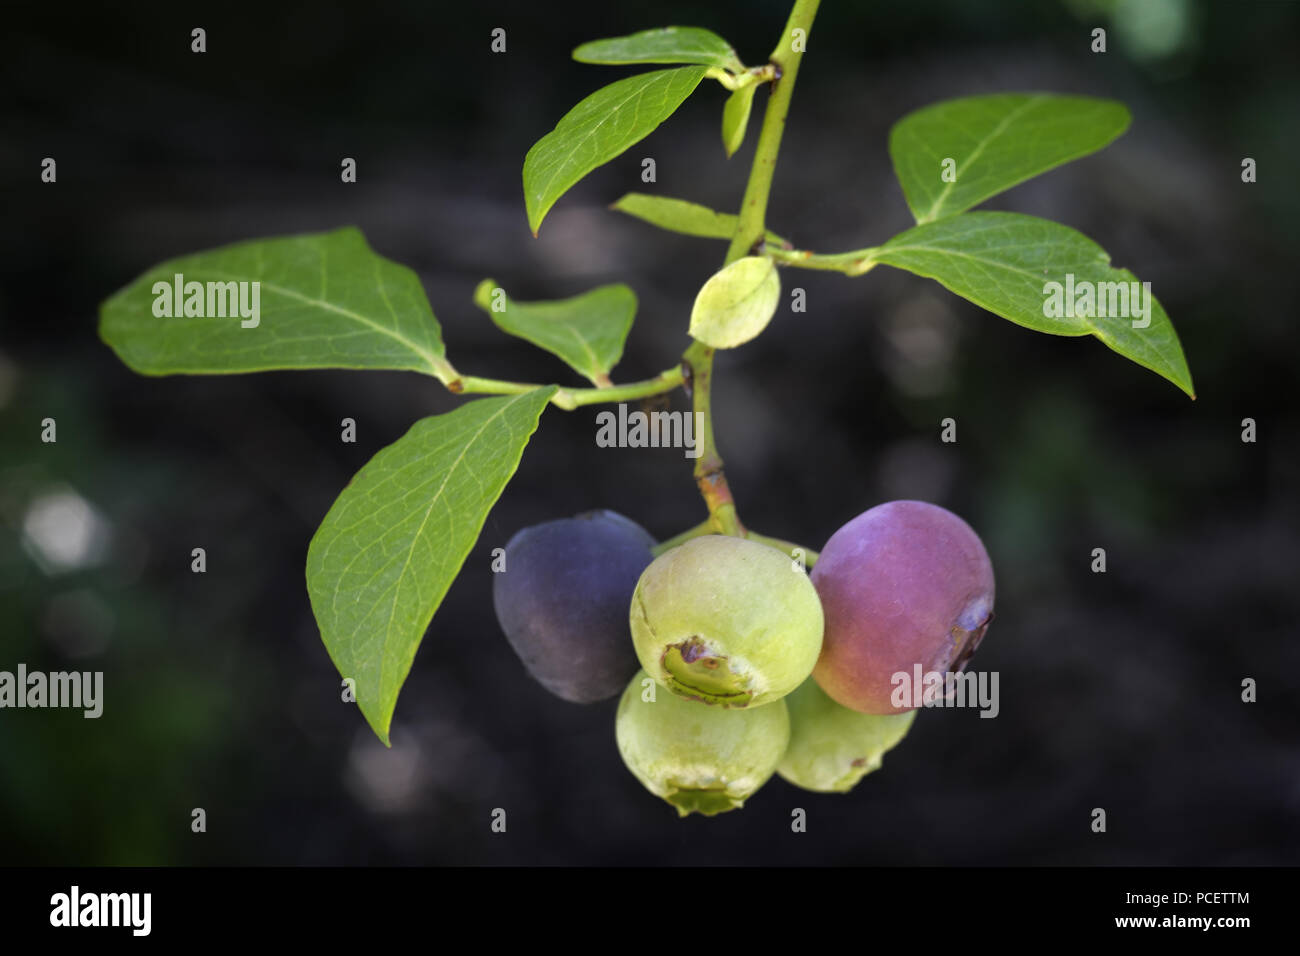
[
  {"x1": 777, "y1": 678, "x2": 916, "y2": 793},
  {"x1": 615, "y1": 670, "x2": 790, "y2": 816},
  {"x1": 629, "y1": 535, "x2": 824, "y2": 708}
]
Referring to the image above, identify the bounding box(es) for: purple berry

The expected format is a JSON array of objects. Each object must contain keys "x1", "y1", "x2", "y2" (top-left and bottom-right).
[
  {"x1": 811, "y1": 500, "x2": 994, "y2": 714},
  {"x1": 493, "y1": 510, "x2": 653, "y2": 703}
]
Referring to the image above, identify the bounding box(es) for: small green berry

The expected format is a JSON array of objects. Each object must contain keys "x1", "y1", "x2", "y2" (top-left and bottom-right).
[
  {"x1": 629, "y1": 535, "x2": 823, "y2": 708},
  {"x1": 777, "y1": 678, "x2": 916, "y2": 793},
  {"x1": 615, "y1": 670, "x2": 790, "y2": 817}
]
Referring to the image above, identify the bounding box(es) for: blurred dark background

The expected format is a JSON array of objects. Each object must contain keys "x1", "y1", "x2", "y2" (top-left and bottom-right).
[{"x1": 1, "y1": 0, "x2": 1297, "y2": 865}]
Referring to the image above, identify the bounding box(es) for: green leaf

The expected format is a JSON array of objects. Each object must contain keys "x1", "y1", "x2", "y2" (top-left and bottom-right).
[
  {"x1": 722, "y1": 82, "x2": 758, "y2": 157},
  {"x1": 472, "y1": 279, "x2": 636, "y2": 385},
  {"x1": 870, "y1": 212, "x2": 1193, "y2": 397},
  {"x1": 574, "y1": 27, "x2": 743, "y2": 72},
  {"x1": 889, "y1": 93, "x2": 1131, "y2": 224},
  {"x1": 610, "y1": 193, "x2": 786, "y2": 245},
  {"x1": 523, "y1": 67, "x2": 708, "y2": 235},
  {"x1": 99, "y1": 227, "x2": 455, "y2": 381},
  {"x1": 689, "y1": 256, "x2": 781, "y2": 349},
  {"x1": 306, "y1": 388, "x2": 556, "y2": 745}
]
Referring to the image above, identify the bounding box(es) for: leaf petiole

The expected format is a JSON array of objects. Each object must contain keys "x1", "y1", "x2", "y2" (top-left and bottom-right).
[
  {"x1": 705, "y1": 63, "x2": 778, "y2": 91},
  {"x1": 449, "y1": 366, "x2": 684, "y2": 411},
  {"x1": 766, "y1": 244, "x2": 879, "y2": 275}
]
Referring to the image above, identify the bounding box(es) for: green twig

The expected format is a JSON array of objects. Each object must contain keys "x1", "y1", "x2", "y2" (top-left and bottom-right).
[
  {"x1": 683, "y1": 0, "x2": 821, "y2": 536},
  {"x1": 767, "y1": 244, "x2": 879, "y2": 275},
  {"x1": 725, "y1": 0, "x2": 822, "y2": 265},
  {"x1": 450, "y1": 366, "x2": 683, "y2": 410},
  {"x1": 682, "y1": 339, "x2": 743, "y2": 535},
  {"x1": 706, "y1": 64, "x2": 779, "y2": 91}
]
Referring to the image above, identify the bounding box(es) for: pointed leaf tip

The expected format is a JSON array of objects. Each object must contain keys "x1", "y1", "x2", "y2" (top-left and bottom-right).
[
  {"x1": 306, "y1": 388, "x2": 556, "y2": 743},
  {"x1": 524, "y1": 67, "x2": 707, "y2": 234}
]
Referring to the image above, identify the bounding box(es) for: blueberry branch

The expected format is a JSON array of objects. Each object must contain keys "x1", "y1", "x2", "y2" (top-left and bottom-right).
[
  {"x1": 724, "y1": 0, "x2": 821, "y2": 265},
  {"x1": 681, "y1": 339, "x2": 743, "y2": 535},
  {"x1": 684, "y1": 0, "x2": 821, "y2": 537}
]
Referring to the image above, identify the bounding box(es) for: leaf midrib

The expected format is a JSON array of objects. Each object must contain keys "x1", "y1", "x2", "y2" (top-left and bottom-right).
[
  {"x1": 192, "y1": 267, "x2": 444, "y2": 374},
  {"x1": 333, "y1": 392, "x2": 534, "y2": 706},
  {"x1": 530, "y1": 69, "x2": 700, "y2": 212},
  {"x1": 918, "y1": 95, "x2": 1046, "y2": 223}
]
